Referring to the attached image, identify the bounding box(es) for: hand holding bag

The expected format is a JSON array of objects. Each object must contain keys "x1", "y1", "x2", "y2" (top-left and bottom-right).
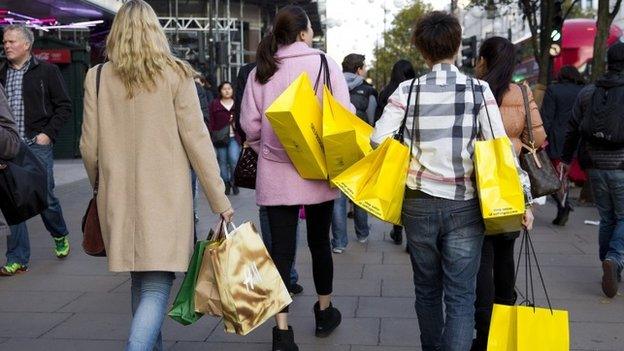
[
  {"x1": 81, "y1": 63, "x2": 106, "y2": 257},
  {"x1": 518, "y1": 85, "x2": 561, "y2": 198}
]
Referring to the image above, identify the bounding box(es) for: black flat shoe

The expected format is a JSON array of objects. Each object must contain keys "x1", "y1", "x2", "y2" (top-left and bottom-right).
[
  {"x1": 314, "y1": 301, "x2": 341, "y2": 337},
  {"x1": 272, "y1": 326, "x2": 298, "y2": 351},
  {"x1": 390, "y1": 227, "x2": 403, "y2": 245}
]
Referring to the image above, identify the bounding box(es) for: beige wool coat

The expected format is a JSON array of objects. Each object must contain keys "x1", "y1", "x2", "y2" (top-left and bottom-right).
[{"x1": 80, "y1": 63, "x2": 231, "y2": 272}]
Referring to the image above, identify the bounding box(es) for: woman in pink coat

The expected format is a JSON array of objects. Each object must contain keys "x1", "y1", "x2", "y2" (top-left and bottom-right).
[{"x1": 240, "y1": 5, "x2": 352, "y2": 351}]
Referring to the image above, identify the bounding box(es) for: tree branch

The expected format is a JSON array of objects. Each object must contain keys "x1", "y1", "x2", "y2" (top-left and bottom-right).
[
  {"x1": 563, "y1": 0, "x2": 581, "y2": 21},
  {"x1": 609, "y1": 0, "x2": 622, "y2": 20}
]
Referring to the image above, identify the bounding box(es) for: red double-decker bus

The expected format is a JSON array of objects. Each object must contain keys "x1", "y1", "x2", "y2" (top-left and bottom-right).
[{"x1": 513, "y1": 18, "x2": 623, "y2": 83}]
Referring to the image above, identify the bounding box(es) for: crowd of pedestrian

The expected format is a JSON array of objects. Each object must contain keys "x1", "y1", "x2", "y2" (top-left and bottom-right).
[{"x1": 0, "y1": 0, "x2": 623, "y2": 350}]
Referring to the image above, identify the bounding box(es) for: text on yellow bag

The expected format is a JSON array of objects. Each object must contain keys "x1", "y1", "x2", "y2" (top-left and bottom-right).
[{"x1": 474, "y1": 136, "x2": 525, "y2": 235}]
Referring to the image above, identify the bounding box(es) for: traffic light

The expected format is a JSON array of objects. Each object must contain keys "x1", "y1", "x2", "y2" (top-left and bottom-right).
[
  {"x1": 550, "y1": 0, "x2": 564, "y2": 56},
  {"x1": 462, "y1": 36, "x2": 477, "y2": 68}
]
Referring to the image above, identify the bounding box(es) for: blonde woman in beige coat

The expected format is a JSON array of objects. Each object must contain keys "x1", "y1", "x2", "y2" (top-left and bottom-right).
[{"x1": 79, "y1": 1, "x2": 233, "y2": 350}]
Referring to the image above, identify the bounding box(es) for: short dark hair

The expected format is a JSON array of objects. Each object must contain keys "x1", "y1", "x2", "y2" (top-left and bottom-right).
[
  {"x1": 342, "y1": 53, "x2": 366, "y2": 73},
  {"x1": 412, "y1": 11, "x2": 462, "y2": 63}
]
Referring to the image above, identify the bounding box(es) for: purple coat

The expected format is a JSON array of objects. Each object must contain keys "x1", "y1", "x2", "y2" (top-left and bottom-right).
[{"x1": 241, "y1": 42, "x2": 354, "y2": 206}]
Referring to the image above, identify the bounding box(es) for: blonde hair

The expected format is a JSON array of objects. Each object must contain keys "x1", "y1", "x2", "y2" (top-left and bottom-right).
[{"x1": 105, "y1": 0, "x2": 196, "y2": 98}]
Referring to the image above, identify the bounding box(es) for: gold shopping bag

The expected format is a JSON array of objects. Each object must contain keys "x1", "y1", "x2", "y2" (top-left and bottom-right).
[
  {"x1": 193, "y1": 230, "x2": 224, "y2": 317},
  {"x1": 331, "y1": 137, "x2": 410, "y2": 225},
  {"x1": 265, "y1": 72, "x2": 327, "y2": 180},
  {"x1": 322, "y1": 86, "x2": 373, "y2": 179},
  {"x1": 208, "y1": 221, "x2": 292, "y2": 335},
  {"x1": 474, "y1": 136, "x2": 525, "y2": 234}
]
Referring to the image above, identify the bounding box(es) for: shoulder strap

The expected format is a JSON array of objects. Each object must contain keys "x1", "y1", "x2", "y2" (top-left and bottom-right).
[
  {"x1": 471, "y1": 78, "x2": 495, "y2": 138},
  {"x1": 93, "y1": 63, "x2": 104, "y2": 193},
  {"x1": 396, "y1": 78, "x2": 418, "y2": 141},
  {"x1": 313, "y1": 54, "x2": 332, "y2": 93},
  {"x1": 519, "y1": 84, "x2": 536, "y2": 146},
  {"x1": 96, "y1": 63, "x2": 104, "y2": 98}
]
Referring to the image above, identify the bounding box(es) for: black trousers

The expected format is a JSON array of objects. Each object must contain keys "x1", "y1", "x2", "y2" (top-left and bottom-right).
[
  {"x1": 266, "y1": 200, "x2": 334, "y2": 312},
  {"x1": 472, "y1": 235, "x2": 517, "y2": 351}
]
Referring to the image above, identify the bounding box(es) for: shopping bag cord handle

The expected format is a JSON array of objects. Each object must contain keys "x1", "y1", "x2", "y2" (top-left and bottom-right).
[
  {"x1": 514, "y1": 229, "x2": 554, "y2": 314},
  {"x1": 396, "y1": 77, "x2": 419, "y2": 142},
  {"x1": 470, "y1": 79, "x2": 495, "y2": 139}
]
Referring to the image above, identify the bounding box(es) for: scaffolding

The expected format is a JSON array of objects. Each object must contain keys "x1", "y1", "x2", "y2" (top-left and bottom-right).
[{"x1": 157, "y1": 0, "x2": 246, "y2": 83}]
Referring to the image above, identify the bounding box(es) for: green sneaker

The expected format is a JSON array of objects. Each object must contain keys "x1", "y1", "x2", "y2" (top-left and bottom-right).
[
  {"x1": 54, "y1": 236, "x2": 70, "y2": 259},
  {"x1": 0, "y1": 262, "x2": 28, "y2": 276}
]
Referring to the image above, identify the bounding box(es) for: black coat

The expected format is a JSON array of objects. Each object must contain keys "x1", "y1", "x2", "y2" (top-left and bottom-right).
[
  {"x1": 562, "y1": 72, "x2": 624, "y2": 169},
  {"x1": 233, "y1": 62, "x2": 257, "y2": 143},
  {"x1": 0, "y1": 56, "x2": 72, "y2": 142},
  {"x1": 540, "y1": 82, "x2": 584, "y2": 159}
]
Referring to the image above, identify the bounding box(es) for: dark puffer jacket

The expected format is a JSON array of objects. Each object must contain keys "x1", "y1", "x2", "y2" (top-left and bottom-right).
[{"x1": 562, "y1": 71, "x2": 624, "y2": 169}]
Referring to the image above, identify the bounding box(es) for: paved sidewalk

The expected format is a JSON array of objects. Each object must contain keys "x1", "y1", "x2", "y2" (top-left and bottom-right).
[{"x1": 0, "y1": 165, "x2": 622, "y2": 350}]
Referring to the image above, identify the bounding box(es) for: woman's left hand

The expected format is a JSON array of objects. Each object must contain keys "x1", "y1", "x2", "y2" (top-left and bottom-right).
[{"x1": 522, "y1": 208, "x2": 534, "y2": 230}]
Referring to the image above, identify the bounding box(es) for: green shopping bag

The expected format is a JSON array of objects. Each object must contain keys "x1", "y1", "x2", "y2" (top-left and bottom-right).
[{"x1": 168, "y1": 240, "x2": 210, "y2": 325}]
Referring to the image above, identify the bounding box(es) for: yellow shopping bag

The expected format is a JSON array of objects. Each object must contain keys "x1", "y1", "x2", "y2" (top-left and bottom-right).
[
  {"x1": 322, "y1": 86, "x2": 373, "y2": 179},
  {"x1": 516, "y1": 305, "x2": 569, "y2": 351},
  {"x1": 265, "y1": 72, "x2": 327, "y2": 180},
  {"x1": 474, "y1": 136, "x2": 525, "y2": 234},
  {"x1": 487, "y1": 305, "x2": 569, "y2": 351},
  {"x1": 487, "y1": 304, "x2": 517, "y2": 351},
  {"x1": 332, "y1": 137, "x2": 410, "y2": 225}
]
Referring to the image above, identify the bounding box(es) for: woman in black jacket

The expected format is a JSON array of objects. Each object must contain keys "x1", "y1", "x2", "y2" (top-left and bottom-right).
[
  {"x1": 375, "y1": 59, "x2": 415, "y2": 246},
  {"x1": 541, "y1": 66, "x2": 585, "y2": 225}
]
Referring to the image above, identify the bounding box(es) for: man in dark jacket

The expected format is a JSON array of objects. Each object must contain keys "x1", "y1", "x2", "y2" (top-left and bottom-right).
[
  {"x1": 0, "y1": 25, "x2": 72, "y2": 276},
  {"x1": 561, "y1": 43, "x2": 624, "y2": 298}
]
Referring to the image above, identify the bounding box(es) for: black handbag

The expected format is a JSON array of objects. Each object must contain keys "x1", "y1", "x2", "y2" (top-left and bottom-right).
[
  {"x1": 0, "y1": 141, "x2": 49, "y2": 225},
  {"x1": 233, "y1": 145, "x2": 258, "y2": 189},
  {"x1": 211, "y1": 125, "x2": 231, "y2": 147},
  {"x1": 518, "y1": 84, "x2": 561, "y2": 198}
]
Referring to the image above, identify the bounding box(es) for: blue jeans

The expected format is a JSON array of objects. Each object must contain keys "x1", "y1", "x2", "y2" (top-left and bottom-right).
[
  {"x1": 215, "y1": 139, "x2": 240, "y2": 183},
  {"x1": 127, "y1": 271, "x2": 175, "y2": 351},
  {"x1": 259, "y1": 206, "x2": 299, "y2": 285},
  {"x1": 588, "y1": 169, "x2": 624, "y2": 273},
  {"x1": 331, "y1": 193, "x2": 369, "y2": 249},
  {"x1": 402, "y1": 196, "x2": 484, "y2": 351},
  {"x1": 6, "y1": 142, "x2": 68, "y2": 265}
]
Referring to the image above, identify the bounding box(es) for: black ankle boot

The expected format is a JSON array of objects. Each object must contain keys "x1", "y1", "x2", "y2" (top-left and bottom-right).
[
  {"x1": 313, "y1": 301, "x2": 341, "y2": 337},
  {"x1": 272, "y1": 326, "x2": 298, "y2": 351},
  {"x1": 225, "y1": 182, "x2": 231, "y2": 195},
  {"x1": 390, "y1": 226, "x2": 403, "y2": 245}
]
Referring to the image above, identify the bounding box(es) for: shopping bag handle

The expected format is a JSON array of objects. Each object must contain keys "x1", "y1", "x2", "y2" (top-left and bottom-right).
[
  {"x1": 313, "y1": 54, "x2": 332, "y2": 94},
  {"x1": 396, "y1": 77, "x2": 419, "y2": 143},
  {"x1": 513, "y1": 229, "x2": 554, "y2": 314},
  {"x1": 470, "y1": 78, "x2": 495, "y2": 140},
  {"x1": 222, "y1": 220, "x2": 238, "y2": 238}
]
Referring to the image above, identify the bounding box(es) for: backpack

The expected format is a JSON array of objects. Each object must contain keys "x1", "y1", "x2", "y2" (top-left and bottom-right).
[
  {"x1": 349, "y1": 83, "x2": 376, "y2": 125},
  {"x1": 580, "y1": 84, "x2": 624, "y2": 146}
]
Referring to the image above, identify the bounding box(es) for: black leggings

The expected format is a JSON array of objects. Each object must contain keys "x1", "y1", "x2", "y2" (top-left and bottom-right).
[
  {"x1": 266, "y1": 200, "x2": 334, "y2": 312},
  {"x1": 473, "y1": 235, "x2": 517, "y2": 351}
]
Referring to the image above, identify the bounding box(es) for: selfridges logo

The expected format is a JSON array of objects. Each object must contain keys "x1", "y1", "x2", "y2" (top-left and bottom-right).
[{"x1": 243, "y1": 261, "x2": 262, "y2": 291}]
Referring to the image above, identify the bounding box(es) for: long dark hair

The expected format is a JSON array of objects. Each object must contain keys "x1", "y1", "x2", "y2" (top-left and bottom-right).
[
  {"x1": 256, "y1": 6, "x2": 309, "y2": 84},
  {"x1": 389, "y1": 60, "x2": 416, "y2": 88},
  {"x1": 558, "y1": 65, "x2": 585, "y2": 85},
  {"x1": 476, "y1": 36, "x2": 517, "y2": 105}
]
